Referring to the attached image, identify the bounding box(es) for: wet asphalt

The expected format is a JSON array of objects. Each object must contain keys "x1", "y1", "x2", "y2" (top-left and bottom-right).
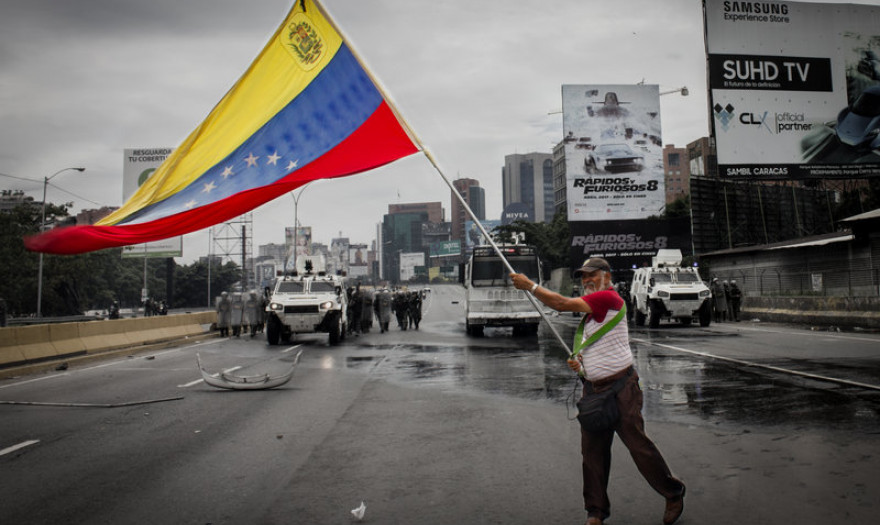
[{"x1": 2, "y1": 284, "x2": 878, "y2": 524}]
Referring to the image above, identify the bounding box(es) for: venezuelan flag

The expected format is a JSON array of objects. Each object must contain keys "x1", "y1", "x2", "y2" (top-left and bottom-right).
[{"x1": 25, "y1": 0, "x2": 419, "y2": 255}]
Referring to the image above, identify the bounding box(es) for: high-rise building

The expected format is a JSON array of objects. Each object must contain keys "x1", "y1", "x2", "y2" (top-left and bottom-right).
[
  {"x1": 663, "y1": 144, "x2": 691, "y2": 204},
  {"x1": 381, "y1": 201, "x2": 444, "y2": 284},
  {"x1": 552, "y1": 142, "x2": 568, "y2": 215},
  {"x1": 502, "y1": 152, "x2": 554, "y2": 223},
  {"x1": 450, "y1": 178, "x2": 484, "y2": 244},
  {"x1": 387, "y1": 202, "x2": 444, "y2": 223}
]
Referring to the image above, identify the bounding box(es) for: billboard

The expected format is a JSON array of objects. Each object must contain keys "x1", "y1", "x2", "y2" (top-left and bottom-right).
[
  {"x1": 349, "y1": 244, "x2": 368, "y2": 266},
  {"x1": 121, "y1": 148, "x2": 182, "y2": 258},
  {"x1": 465, "y1": 219, "x2": 502, "y2": 250},
  {"x1": 285, "y1": 226, "x2": 312, "y2": 262},
  {"x1": 705, "y1": 0, "x2": 880, "y2": 179},
  {"x1": 569, "y1": 217, "x2": 693, "y2": 273},
  {"x1": 399, "y1": 252, "x2": 425, "y2": 281},
  {"x1": 562, "y1": 84, "x2": 665, "y2": 221},
  {"x1": 501, "y1": 202, "x2": 533, "y2": 224},
  {"x1": 430, "y1": 240, "x2": 461, "y2": 257}
]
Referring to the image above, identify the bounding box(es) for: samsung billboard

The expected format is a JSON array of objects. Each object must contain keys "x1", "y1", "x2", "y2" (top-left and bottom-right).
[{"x1": 705, "y1": 0, "x2": 880, "y2": 179}]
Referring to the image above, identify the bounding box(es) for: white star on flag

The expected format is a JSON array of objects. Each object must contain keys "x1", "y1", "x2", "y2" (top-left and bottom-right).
[
  {"x1": 245, "y1": 153, "x2": 259, "y2": 167},
  {"x1": 266, "y1": 151, "x2": 281, "y2": 165}
]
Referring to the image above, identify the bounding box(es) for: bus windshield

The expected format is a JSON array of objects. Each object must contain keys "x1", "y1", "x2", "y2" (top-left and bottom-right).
[{"x1": 471, "y1": 255, "x2": 539, "y2": 287}]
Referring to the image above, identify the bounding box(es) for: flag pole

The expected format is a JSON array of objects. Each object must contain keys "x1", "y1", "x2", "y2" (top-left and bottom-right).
[
  {"x1": 313, "y1": 0, "x2": 572, "y2": 356},
  {"x1": 419, "y1": 149, "x2": 573, "y2": 357}
]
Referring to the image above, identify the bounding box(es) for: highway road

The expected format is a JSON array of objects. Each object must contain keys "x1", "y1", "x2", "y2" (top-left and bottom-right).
[{"x1": 2, "y1": 284, "x2": 878, "y2": 524}]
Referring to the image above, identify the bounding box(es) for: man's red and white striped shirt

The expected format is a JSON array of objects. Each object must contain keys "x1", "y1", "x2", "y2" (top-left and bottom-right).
[{"x1": 576, "y1": 289, "x2": 633, "y2": 382}]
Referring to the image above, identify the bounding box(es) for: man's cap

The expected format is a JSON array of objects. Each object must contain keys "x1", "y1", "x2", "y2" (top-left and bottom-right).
[{"x1": 573, "y1": 257, "x2": 611, "y2": 277}]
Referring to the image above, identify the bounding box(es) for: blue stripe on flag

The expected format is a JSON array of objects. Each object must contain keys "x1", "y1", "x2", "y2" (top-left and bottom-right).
[{"x1": 120, "y1": 44, "x2": 382, "y2": 225}]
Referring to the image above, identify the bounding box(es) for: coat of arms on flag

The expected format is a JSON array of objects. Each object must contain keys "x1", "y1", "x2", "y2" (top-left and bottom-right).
[{"x1": 25, "y1": 0, "x2": 419, "y2": 255}]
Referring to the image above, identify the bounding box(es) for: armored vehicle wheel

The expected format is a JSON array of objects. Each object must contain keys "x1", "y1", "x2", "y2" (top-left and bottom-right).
[
  {"x1": 698, "y1": 300, "x2": 712, "y2": 327},
  {"x1": 266, "y1": 316, "x2": 281, "y2": 345},
  {"x1": 328, "y1": 313, "x2": 342, "y2": 345},
  {"x1": 648, "y1": 300, "x2": 662, "y2": 329},
  {"x1": 634, "y1": 307, "x2": 646, "y2": 326}
]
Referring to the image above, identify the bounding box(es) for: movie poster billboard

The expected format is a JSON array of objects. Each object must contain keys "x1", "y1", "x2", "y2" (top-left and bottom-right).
[
  {"x1": 562, "y1": 84, "x2": 665, "y2": 221},
  {"x1": 121, "y1": 148, "x2": 182, "y2": 258},
  {"x1": 464, "y1": 219, "x2": 502, "y2": 250},
  {"x1": 349, "y1": 244, "x2": 368, "y2": 266},
  {"x1": 285, "y1": 226, "x2": 312, "y2": 261},
  {"x1": 569, "y1": 217, "x2": 693, "y2": 274},
  {"x1": 705, "y1": 0, "x2": 880, "y2": 179}
]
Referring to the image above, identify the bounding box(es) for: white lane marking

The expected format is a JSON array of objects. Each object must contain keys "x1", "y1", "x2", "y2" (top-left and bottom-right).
[
  {"x1": 0, "y1": 373, "x2": 69, "y2": 390},
  {"x1": 282, "y1": 344, "x2": 304, "y2": 354},
  {"x1": 631, "y1": 337, "x2": 880, "y2": 392},
  {"x1": 178, "y1": 366, "x2": 242, "y2": 388},
  {"x1": 0, "y1": 439, "x2": 40, "y2": 457},
  {"x1": 731, "y1": 324, "x2": 880, "y2": 343}
]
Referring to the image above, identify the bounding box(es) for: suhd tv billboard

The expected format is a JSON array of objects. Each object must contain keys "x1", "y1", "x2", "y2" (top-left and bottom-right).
[{"x1": 705, "y1": 0, "x2": 880, "y2": 179}]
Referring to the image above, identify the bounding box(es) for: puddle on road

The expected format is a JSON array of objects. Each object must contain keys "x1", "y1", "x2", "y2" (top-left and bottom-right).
[{"x1": 349, "y1": 327, "x2": 880, "y2": 433}]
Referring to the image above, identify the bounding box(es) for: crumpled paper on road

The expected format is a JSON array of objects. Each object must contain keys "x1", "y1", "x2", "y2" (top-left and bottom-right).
[{"x1": 351, "y1": 501, "x2": 366, "y2": 521}]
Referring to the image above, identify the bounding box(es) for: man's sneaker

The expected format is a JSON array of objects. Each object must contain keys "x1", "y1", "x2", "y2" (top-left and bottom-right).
[{"x1": 663, "y1": 486, "x2": 685, "y2": 525}]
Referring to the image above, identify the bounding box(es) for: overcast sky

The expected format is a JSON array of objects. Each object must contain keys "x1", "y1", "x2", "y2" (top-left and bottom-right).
[{"x1": 1, "y1": 0, "x2": 869, "y2": 263}]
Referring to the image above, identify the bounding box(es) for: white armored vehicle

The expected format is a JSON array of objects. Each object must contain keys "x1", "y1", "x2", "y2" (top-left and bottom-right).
[
  {"x1": 630, "y1": 249, "x2": 712, "y2": 328},
  {"x1": 265, "y1": 254, "x2": 348, "y2": 345}
]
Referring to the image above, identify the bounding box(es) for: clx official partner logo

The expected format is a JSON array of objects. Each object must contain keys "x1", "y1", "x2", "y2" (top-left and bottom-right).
[{"x1": 713, "y1": 103, "x2": 773, "y2": 133}]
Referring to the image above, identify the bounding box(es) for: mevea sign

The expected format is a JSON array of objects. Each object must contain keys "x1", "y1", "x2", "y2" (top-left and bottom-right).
[{"x1": 501, "y1": 202, "x2": 533, "y2": 224}]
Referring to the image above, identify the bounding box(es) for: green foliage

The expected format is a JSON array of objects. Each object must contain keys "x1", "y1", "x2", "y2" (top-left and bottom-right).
[
  {"x1": 0, "y1": 204, "x2": 243, "y2": 316},
  {"x1": 173, "y1": 260, "x2": 242, "y2": 307},
  {"x1": 664, "y1": 195, "x2": 691, "y2": 218},
  {"x1": 492, "y1": 209, "x2": 571, "y2": 268}
]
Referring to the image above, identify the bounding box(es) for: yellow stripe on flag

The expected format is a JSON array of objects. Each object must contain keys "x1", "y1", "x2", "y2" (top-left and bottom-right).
[{"x1": 98, "y1": 0, "x2": 343, "y2": 226}]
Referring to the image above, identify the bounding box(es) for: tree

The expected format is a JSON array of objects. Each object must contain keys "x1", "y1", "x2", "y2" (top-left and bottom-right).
[
  {"x1": 493, "y1": 209, "x2": 571, "y2": 269},
  {"x1": 0, "y1": 202, "x2": 246, "y2": 316},
  {"x1": 172, "y1": 260, "x2": 241, "y2": 308},
  {"x1": 663, "y1": 195, "x2": 691, "y2": 218},
  {"x1": 0, "y1": 204, "x2": 44, "y2": 315}
]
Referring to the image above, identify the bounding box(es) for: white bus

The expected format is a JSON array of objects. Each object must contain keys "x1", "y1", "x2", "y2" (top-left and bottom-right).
[{"x1": 463, "y1": 244, "x2": 543, "y2": 336}]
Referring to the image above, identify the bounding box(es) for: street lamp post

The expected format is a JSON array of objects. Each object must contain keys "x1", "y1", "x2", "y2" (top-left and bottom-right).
[
  {"x1": 659, "y1": 86, "x2": 689, "y2": 97},
  {"x1": 37, "y1": 167, "x2": 85, "y2": 318},
  {"x1": 289, "y1": 183, "x2": 311, "y2": 272}
]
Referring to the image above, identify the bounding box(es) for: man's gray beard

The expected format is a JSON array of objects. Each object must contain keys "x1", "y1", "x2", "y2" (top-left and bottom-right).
[{"x1": 583, "y1": 280, "x2": 611, "y2": 296}]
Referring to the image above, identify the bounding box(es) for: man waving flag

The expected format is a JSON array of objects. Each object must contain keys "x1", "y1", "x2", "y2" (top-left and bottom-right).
[{"x1": 25, "y1": 0, "x2": 419, "y2": 255}]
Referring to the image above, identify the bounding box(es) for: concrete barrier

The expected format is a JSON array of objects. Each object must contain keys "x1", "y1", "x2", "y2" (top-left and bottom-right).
[
  {"x1": 78, "y1": 317, "x2": 136, "y2": 353},
  {"x1": 742, "y1": 296, "x2": 880, "y2": 330},
  {"x1": 0, "y1": 312, "x2": 216, "y2": 370},
  {"x1": 0, "y1": 325, "x2": 49, "y2": 366}
]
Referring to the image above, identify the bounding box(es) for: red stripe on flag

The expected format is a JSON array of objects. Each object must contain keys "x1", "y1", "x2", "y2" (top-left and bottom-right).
[{"x1": 24, "y1": 102, "x2": 417, "y2": 255}]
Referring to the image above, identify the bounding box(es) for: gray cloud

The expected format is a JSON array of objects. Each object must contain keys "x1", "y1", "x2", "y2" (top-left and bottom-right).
[{"x1": 0, "y1": 0, "x2": 745, "y2": 262}]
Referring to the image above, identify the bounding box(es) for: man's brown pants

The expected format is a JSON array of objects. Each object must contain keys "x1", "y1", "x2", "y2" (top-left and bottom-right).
[{"x1": 580, "y1": 369, "x2": 686, "y2": 520}]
